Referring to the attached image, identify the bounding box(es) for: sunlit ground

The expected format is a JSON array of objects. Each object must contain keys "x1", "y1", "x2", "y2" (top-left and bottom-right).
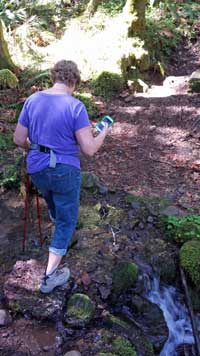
[{"x1": 8, "y1": 9, "x2": 145, "y2": 80}]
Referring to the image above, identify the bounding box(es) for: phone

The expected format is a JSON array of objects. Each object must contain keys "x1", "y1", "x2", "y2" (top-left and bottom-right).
[{"x1": 95, "y1": 115, "x2": 114, "y2": 132}]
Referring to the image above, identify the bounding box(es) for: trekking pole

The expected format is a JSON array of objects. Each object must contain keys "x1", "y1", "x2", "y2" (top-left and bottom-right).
[
  {"x1": 35, "y1": 190, "x2": 43, "y2": 246},
  {"x1": 23, "y1": 175, "x2": 43, "y2": 251},
  {"x1": 22, "y1": 174, "x2": 30, "y2": 252}
]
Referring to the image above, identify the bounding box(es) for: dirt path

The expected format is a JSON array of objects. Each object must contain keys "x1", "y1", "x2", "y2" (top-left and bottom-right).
[{"x1": 82, "y1": 37, "x2": 200, "y2": 212}]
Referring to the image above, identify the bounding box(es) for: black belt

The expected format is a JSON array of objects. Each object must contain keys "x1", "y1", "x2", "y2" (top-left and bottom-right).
[{"x1": 29, "y1": 143, "x2": 56, "y2": 168}]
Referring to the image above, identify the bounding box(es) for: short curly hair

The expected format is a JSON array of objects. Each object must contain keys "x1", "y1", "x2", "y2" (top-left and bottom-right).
[{"x1": 51, "y1": 60, "x2": 81, "y2": 87}]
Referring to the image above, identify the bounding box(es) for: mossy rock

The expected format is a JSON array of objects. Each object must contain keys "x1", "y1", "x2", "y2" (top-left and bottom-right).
[
  {"x1": 105, "y1": 205, "x2": 125, "y2": 226},
  {"x1": 0, "y1": 69, "x2": 18, "y2": 89},
  {"x1": 65, "y1": 293, "x2": 95, "y2": 327},
  {"x1": 77, "y1": 204, "x2": 101, "y2": 229},
  {"x1": 112, "y1": 262, "x2": 138, "y2": 296},
  {"x1": 75, "y1": 92, "x2": 97, "y2": 119},
  {"x1": 180, "y1": 240, "x2": 200, "y2": 289},
  {"x1": 112, "y1": 336, "x2": 136, "y2": 356},
  {"x1": 81, "y1": 171, "x2": 100, "y2": 189},
  {"x1": 92, "y1": 71, "x2": 124, "y2": 98}
]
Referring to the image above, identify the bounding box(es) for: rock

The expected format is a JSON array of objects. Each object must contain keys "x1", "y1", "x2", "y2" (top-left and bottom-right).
[
  {"x1": 64, "y1": 293, "x2": 95, "y2": 327},
  {"x1": 130, "y1": 295, "x2": 168, "y2": 352},
  {"x1": 180, "y1": 240, "x2": 200, "y2": 288},
  {"x1": 189, "y1": 70, "x2": 200, "y2": 93},
  {"x1": 0, "y1": 309, "x2": 12, "y2": 326},
  {"x1": 3, "y1": 260, "x2": 68, "y2": 320},
  {"x1": 63, "y1": 351, "x2": 81, "y2": 356},
  {"x1": 81, "y1": 171, "x2": 100, "y2": 189},
  {"x1": 112, "y1": 262, "x2": 138, "y2": 297},
  {"x1": 160, "y1": 205, "x2": 186, "y2": 217},
  {"x1": 77, "y1": 204, "x2": 101, "y2": 229}
]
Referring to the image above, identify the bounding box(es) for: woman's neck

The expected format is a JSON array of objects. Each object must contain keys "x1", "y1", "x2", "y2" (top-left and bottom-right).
[{"x1": 44, "y1": 82, "x2": 74, "y2": 95}]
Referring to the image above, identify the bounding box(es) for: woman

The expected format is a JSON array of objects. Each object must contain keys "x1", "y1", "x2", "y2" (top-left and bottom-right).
[{"x1": 14, "y1": 60, "x2": 110, "y2": 293}]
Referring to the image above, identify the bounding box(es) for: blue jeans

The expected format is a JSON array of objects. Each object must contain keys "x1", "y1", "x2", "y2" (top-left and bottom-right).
[{"x1": 30, "y1": 164, "x2": 81, "y2": 256}]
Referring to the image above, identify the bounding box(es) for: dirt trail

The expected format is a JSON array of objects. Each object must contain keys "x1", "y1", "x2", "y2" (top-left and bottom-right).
[{"x1": 82, "y1": 37, "x2": 200, "y2": 212}]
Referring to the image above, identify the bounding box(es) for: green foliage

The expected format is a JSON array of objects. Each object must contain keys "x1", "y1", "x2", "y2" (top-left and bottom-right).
[
  {"x1": 75, "y1": 92, "x2": 97, "y2": 119},
  {"x1": 112, "y1": 262, "x2": 138, "y2": 296},
  {"x1": 163, "y1": 215, "x2": 200, "y2": 245},
  {"x1": 0, "y1": 69, "x2": 18, "y2": 89},
  {"x1": 145, "y1": 0, "x2": 200, "y2": 65},
  {"x1": 98, "y1": 0, "x2": 126, "y2": 15},
  {"x1": 0, "y1": 132, "x2": 15, "y2": 150},
  {"x1": 0, "y1": 0, "x2": 26, "y2": 27},
  {"x1": 180, "y1": 240, "x2": 200, "y2": 289},
  {"x1": 0, "y1": 152, "x2": 22, "y2": 189},
  {"x1": 92, "y1": 71, "x2": 124, "y2": 98},
  {"x1": 22, "y1": 69, "x2": 51, "y2": 88},
  {"x1": 112, "y1": 336, "x2": 137, "y2": 356}
]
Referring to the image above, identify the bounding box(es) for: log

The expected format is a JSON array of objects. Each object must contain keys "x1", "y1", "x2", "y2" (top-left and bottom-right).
[{"x1": 180, "y1": 266, "x2": 200, "y2": 356}]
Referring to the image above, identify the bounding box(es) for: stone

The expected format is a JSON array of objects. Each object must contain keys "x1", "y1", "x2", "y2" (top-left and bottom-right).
[
  {"x1": 160, "y1": 205, "x2": 186, "y2": 217},
  {"x1": 3, "y1": 259, "x2": 68, "y2": 320},
  {"x1": 63, "y1": 351, "x2": 81, "y2": 356},
  {"x1": 64, "y1": 293, "x2": 95, "y2": 327},
  {"x1": 0, "y1": 309, "x2": 12, "y2": 326},
  {"x1": 112, "y1": 262, "x2": 138, "y2": 297}
]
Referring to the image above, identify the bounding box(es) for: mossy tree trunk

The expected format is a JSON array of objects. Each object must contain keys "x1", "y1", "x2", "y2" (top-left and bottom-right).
[
  {"x1": 0, "y1": 20, "x2": 18, "y2": 72},
  {"x1": 124, "y1": 0, "x2": 147, "y2": 37},
  {"x1": 85, "y1": 0, "x2": 103, "y2": 16}
]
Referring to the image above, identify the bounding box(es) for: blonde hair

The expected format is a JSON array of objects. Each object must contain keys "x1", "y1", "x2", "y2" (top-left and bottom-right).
[{"x1": 51, "y1": 60, "x2": 81, "y2": 87}]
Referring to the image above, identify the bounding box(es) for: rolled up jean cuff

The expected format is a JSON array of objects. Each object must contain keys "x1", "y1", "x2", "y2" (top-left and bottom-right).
[{"x1": 49, "y1": 246, "x2": 67, "y2": 256}]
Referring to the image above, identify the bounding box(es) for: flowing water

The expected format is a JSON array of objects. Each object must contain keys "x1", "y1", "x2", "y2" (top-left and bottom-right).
[{"x1": 144, "y1": 275, "x2": 199, "y2": 356}]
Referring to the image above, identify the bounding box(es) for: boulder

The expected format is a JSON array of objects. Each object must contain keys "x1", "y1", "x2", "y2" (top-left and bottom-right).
[
  {"x1": 64, "y1": 293, "x2": 95, "y2": 327},
  {"x1": 3, "y1": 259, "x2": 69, "y2": 320}
]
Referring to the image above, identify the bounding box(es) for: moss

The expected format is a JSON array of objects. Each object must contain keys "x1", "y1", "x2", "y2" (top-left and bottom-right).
[
  {"x1": 75, "y1": 92, "x2": 97, "y2": 119},
  {"x1": 65, "y1": 293, "x2": 95, "y2": 326},
  {"x1": 180, "y1": 240, "x2": 200, "y2": 289},
  {"x1": 105, "y1": 205, "x2": 124, "y2": 226},
  {"x1": 0, "y1": 132, "x2": 15, "y2": 150},
  {"x1": 112, "y1": 336, "x2": 137, "y2": 356},
  {"x1": 92, "y1": 71, "x2": 124, "y2": 98},
  {"x1": 112, "y1": 262, "x2": 138, "y2": 296},
  {"x1": 77, "y1": 204, "x2": 101, "y2": 229},
  {"x1": 0, "y1": 69, "x2": 18, "y2": 89}
]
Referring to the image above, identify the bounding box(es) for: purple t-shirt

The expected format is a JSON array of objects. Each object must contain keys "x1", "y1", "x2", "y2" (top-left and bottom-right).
[{"x1": 18, "y1": 91, "x2": 90, "y2": 173}]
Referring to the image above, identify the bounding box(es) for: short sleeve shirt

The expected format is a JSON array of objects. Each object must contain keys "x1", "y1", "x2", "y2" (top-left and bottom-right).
[{"x1": 18, "y1": 91, "x2": 90, "y2": 173}]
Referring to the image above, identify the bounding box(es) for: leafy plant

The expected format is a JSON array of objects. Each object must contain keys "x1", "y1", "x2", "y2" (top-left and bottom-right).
[
  {"x1": 162, "y1": 215, "x2": 200, "y2": 245},
  {"x1": 75, "y1": 92, "x2": 98, "y2": 119},
  {"x1": 180, "y1": 240, "x2": 200, "y2": 289},
  {"x1": 92, "y1": 71, "x2": 124, "y2": 98}
]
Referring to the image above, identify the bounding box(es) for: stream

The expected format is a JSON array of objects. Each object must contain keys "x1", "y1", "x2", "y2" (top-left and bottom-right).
[{"x1": 145, "y1": 275, "x2": 199, "y2": 356}]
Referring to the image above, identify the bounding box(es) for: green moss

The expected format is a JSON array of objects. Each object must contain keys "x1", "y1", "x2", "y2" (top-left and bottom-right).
[
  {"x1": 0, "y1": 69, "x2": 18, "y2": 89},
  {"x1": 112, "y1": 336, "x2": 136, "y2": 356},
  {"x1": 105, "y1": 205, "x2": 124, "y2": 226},
  {"x1": 92, "y1": 71, "x2": 124, "y2": 98},
  {"x1": 0, "y1": 152, "x2": 22, "y2": 189},
  {"x1": 65, "y1": 293, "x2": 95, "y2": 326},
  {"x1": 180, "y1": 240, "x2": 200, "y2": 288},
  {"x1": 112, "y1": 262, "x2": 138, "y2": 296},
  {"x1": 75, "y1": 92, "x2": 97, "y2": 119},
  {"x1": 77, "y1": 204, "x2": 101, "y2": 229}
]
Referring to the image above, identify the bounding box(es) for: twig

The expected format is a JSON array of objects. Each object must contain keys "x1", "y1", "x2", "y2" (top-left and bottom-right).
[
  {"x1": 180, "y1": 266, "x2": 200, "y2": 356},
  {"x1": 110, "y1": 226, "x2": 116, "y2": 246}
]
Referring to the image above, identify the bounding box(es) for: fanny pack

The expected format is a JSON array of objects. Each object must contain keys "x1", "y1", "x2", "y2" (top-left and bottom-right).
[{"x1": 30, "y1": 143, "x2": 56, "y2": 168}]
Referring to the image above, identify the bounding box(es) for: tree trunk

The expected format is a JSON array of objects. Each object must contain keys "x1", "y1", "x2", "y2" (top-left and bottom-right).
[
  {"x1": 0, "y1": 20, "x2": 18, "y2": 72},
  {"x1": 124, "y1": 0, "x2": 147, "y2": 37},
  {"x1": 85, "y1": 0, "x2": 103, "y2": 16}
]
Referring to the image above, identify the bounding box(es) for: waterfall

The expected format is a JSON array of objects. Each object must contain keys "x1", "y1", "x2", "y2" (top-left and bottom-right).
[{"x1": 144, "y1": 275, "x2": 198, "y2": 355}]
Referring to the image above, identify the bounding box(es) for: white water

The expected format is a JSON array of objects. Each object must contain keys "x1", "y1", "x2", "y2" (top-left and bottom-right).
[{"x1": 144, "y1": 276, "x2": 198, "y2": 356}]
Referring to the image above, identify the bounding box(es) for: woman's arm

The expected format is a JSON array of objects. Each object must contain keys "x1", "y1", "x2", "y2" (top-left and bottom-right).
[
  {"x1": 75, "y1": 124, "x2": 110, "y2": 157},
  {"x1": 13, "y1": 123, "x2": 30, "y2": 150}
]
